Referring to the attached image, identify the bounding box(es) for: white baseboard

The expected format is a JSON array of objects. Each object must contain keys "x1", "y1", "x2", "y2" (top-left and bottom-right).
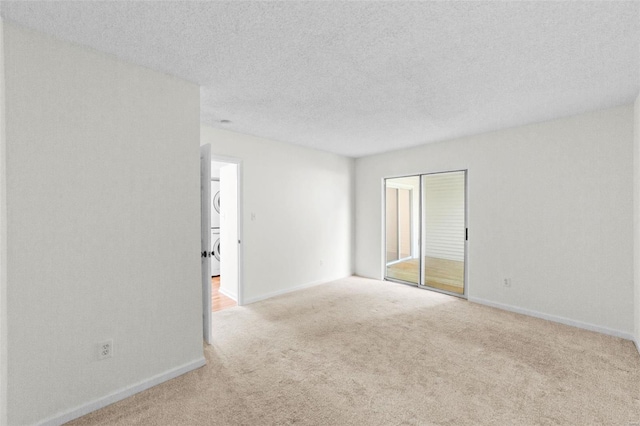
[
  {"x1": 39, "y1": 357, "x2": 206, "y2": 426},
  {"x1": 468, "y1": 296, "x2": 635, "y2": 341},
  {"x1": 218, "y1": 287, "x2": 237, "y2": 302},
  {"x1": 243, "y1": 276, "x2": 349, "y2": 305},
  {"x1": 634, "y1": 338, "x2": 640, "y2": 356}
]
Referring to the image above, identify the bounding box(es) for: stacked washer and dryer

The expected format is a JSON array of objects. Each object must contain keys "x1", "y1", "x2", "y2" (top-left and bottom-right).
[{"x1": 211, "y1": 179, "x2": 221, "y2": 276}]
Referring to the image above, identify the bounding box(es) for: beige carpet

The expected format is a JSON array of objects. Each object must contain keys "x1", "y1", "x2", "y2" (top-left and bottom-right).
[{"x1": 69, "y1": 276, "x2": 640, "y2": 425}]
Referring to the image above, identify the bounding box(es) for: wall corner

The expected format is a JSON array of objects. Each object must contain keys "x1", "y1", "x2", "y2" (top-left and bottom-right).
[
  {"x1": 0, "y1": 16, "x2": 9, "y2": 426},
  {"x1": 634, "y1": 92, "x2": 640, "y2": 355}
]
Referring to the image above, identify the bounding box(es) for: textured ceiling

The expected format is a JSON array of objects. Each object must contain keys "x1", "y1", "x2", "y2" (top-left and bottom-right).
[{"x1": 1, "y1": 1, "x2": 639, "y2": 157}]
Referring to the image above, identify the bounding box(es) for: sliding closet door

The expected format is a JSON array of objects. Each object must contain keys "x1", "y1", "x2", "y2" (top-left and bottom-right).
[
  {"x1": 385, "y1": 177, "x2": 420, "y2": 284},
  {"x1": 421, "y1": 171, "x2": 466, "y2": 295}
]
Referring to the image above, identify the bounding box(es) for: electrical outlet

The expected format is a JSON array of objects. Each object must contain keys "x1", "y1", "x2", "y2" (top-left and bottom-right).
[
  {"x1": 98, "y1": 339, "x2": 113, "y2": 360},
  {"x1": 503, "y1": 278, "x2": 511, "y2": 288}
]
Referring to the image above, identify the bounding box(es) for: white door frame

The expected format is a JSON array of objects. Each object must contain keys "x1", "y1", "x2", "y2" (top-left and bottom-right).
[
  {"x1": 211, "y1": 154, "x2": 244, "y2": 306},
  {"x1": 200, "y1": 144, "x2": 212, "y2": 344}
]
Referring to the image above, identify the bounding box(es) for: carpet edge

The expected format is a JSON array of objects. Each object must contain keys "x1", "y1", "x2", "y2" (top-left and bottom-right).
[
  {"x1": 38, "y1": 357, "x2": 207, "y2": 426},
  {"x1": 468, "y1": 296, "x2": 635, "y2": 342},
  {"x1": 242, "y1": 275, "x2": 352, "y2": 305}
]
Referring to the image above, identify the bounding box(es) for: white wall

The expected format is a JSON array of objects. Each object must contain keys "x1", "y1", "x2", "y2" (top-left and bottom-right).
[
  {"x1": 356, "y1": 105, "x2": 634, "y2": 337},
  {"x1": 211, "y1": 160, "x2": 228, "y2": 179},
  {"x1": 0, "y1": 18, "x2": 7, "y2": 426},
  {"x1": 634, "y1": 93, "x2": 640, "y2": 350},
  {"x1": 201, "y1": 125, "x2": 354, "y2": 303},
  {"x1": 3, "y1": 22, "x2": 203, "y2": 425}
]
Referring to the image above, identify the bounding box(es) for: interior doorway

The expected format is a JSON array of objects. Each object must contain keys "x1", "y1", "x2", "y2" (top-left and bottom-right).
[
  {"x1": 210, "y1": 157, "x2": 241, "y2": 312},
  {"x1": 200, "y1": 144, "x2": 243, "y2": 345},
  {"x1": 384, "y1": 170, "x2": 467, "y2": 297}
]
